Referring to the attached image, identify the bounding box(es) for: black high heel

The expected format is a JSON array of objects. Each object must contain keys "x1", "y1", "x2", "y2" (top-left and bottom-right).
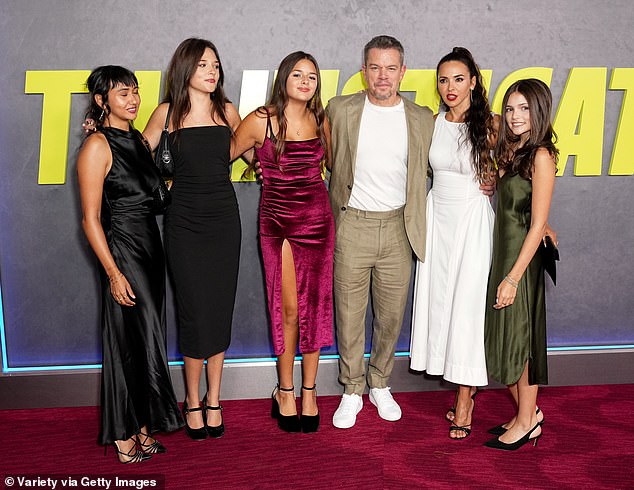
[
  {"x1": 137, "y1": 432, "x2": 166, "y2": 454},
  {"x1": 487, "y1": 407, "x2": 543, "y2": 436},
  {"x1": 484, "y1": 422, "x2": 542, "y2": 451},
  {"x1": 182, "y1": 399, "x2": 208, "y2": 441},
  {"x1": 271, "y1": 385, "x2": 301, "y2": 433},
  {"x1": 446, "y1": 387, "x2": 478, "y2": 423},
  {"x1": 448, "y1": 388, "x2": 478, "y2": 440},
  {"x1": 108, "y1": 441, "x2": 151, "y2": 464},
  {"x1": 300, "y1": 385, "x2": 320, "y2": 433},
  {"x1": 202, "y1": 394, "x2": 225, "y2": 438}
]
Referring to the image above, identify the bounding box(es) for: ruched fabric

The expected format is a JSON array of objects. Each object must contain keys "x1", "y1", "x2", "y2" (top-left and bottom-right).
[{"x1": 255, "y1": 131, "x2": 335, "y2": 355}]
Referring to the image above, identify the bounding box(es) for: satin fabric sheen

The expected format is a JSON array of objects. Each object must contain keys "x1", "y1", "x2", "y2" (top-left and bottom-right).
[
  {"x1": 98, "y1": 127, "x2": 183, "y2": 445},
  {"x1": 255, "y1": 136, "x2": 335, "y2": 355},
  {"x1": 484, "y1": 172, "x2": 548, "y2": 386}
]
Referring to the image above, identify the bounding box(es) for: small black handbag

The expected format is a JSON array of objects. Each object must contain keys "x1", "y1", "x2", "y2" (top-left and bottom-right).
[
  {"x1": 542, "y1": 235, "x2": 560, "y2": 285},
  {"x1": 155, "y1": 106, "x2": 173, "y2": 177}
]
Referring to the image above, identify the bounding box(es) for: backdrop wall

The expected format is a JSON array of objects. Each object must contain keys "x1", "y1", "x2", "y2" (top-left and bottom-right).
[{"x1": 1, "y1": 0, "x2": 632, "y2": 372}]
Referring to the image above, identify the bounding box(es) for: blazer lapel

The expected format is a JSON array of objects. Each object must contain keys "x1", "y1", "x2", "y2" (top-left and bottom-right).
[{"x1": 345, "y1": 95, "x2": 365, "y2": 176}]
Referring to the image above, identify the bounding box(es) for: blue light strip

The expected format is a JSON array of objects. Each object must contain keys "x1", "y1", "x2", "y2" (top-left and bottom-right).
[
  {"x1": 0, "y1": 283, "x2": 7, "y2": 373},
  {"x1": 3, "y1": 345, "x2": 633, "y2": 373}
]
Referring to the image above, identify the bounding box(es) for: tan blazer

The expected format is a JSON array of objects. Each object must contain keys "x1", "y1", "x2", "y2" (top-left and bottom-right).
[{"x1": 326, "y1": 92, "x2": 434, "y2": 262}]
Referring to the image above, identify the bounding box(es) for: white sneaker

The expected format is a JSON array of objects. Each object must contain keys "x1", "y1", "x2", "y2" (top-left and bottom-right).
[
  {"x1": 369, "y1": 387, "x2": 402, "y2": 421},
  {"x1": 332, "y1": 393, "x2": 363, "y2": 429}
]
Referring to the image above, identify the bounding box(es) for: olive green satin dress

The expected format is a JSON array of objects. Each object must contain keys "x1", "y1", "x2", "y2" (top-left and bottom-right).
[{"x1": 484, "y1": 172, "x2": 548, "y2": 386}]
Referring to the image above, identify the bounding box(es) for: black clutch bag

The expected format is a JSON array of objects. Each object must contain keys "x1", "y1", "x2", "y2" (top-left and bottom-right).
[
  {"x1": 155, "y1": 106, "x2": 173, "y2": 177},
  {"x1": 542, "y1": 235, "x2": 560, "y2": 285}
]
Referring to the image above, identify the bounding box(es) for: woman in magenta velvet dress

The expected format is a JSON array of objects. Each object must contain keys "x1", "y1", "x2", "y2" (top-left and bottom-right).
[{"x1": 232, "y1": 51, "x2": 334, "y2": 433}]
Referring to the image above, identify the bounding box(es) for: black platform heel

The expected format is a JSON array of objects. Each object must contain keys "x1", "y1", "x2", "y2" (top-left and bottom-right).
[
  {"x1": 137, "y1": 432, "x2": 166, "y2": 454},
  {"x1": 271, "y1": 385, "x2": 301, "y2": 432},
  {"x1": 484, "y1": 422, "x2": 542, "y2": 451},
  {"x1": 202, "y1": 394, "x2": 225, "y2": 438},
  {"x1": 182, "y1": 399, "x2": 208, "y2": 441},
  {"x1": 300, "y1": 385, "x2": 320, "y2": 433}
]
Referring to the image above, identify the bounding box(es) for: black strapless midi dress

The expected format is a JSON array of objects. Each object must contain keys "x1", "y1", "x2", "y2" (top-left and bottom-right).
[{"x1": 164, "y1": 126, "x2": 241, "y2": 359}]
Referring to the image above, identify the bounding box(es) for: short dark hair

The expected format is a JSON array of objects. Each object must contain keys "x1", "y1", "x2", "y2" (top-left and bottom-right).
[
  {"x1": 363, "y1": 35, "x2": 404, "y2": 66},
  {"x1": 85, "y1": 65, "x2": 138, "y2": 127}
]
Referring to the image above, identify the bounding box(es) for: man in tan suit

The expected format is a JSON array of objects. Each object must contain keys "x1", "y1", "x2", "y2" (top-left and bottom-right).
[{"x1": 327, "y1": 36, "x2": 434, "y2": 428}]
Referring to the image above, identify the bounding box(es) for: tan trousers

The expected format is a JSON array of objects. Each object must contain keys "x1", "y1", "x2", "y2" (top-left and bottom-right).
[{"x1": 334, "y1": 207, "x2": 412, "y2": 395}]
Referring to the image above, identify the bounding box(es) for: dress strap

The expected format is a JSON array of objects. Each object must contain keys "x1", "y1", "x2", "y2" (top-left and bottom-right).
[{"x1": 263, "y1": 106, "x2": 274, "y2": 140}]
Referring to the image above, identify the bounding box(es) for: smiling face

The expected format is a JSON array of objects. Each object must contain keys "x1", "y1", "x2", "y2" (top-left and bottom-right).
[
  {"x1": 437, "y1": 60, "x2": 475, "y2": 114},
  {"x1": 96, "y1": 82, "x2": 139, "y2": 129},
  {"x1": 505, "y1": 91, "x2": 531, "y2": 141},
  {"x1": 189, "y1": 47, "x2": 219, "y2": 94},
  {"x1": 285, "y1": 58, "x2": 318, "y2": 103},
  {"x1": 362, "y1": 47, "x2": 406, "y2": 106}
]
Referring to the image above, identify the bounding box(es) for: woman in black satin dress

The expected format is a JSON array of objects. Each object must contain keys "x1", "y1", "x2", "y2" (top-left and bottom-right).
[
  {"x1": 77, "y1": 66, "x2": 182, "y2": 463},
  {"x1": 144, "y1": 39, "x2": 242, "y2": 440}
]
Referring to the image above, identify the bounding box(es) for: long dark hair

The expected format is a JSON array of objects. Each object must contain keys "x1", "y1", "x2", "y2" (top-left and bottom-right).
[
  {"x1": 262, "y1": 51, "x2": 327, "y2": 164},
  {"x1": 437, "y1": 47, "x2": 495, "y2": 183},
  {"x1": 85, "y1": 65, "x2": 138, "y2": 129},
  {"x1": 163, "y1": 38, "x2": 231, "y2": 131},
  {"x1": 495, "y1": 78, "x2": 559, "y2": 180}
]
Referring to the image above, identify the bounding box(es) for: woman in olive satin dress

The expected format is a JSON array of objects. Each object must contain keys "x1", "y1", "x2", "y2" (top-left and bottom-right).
[
  {"x1": 78, "y1": 66, "x2": 182, "y2": 463},
  {"x1": 483, "y1": 79, "x2": 558, "y2": 451}
]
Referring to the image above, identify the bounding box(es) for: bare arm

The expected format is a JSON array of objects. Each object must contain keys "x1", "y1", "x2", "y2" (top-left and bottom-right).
[
  {"x1": 142, "y1": 102, "x2": 170, "y2": 151},
  {"x1": 77, "y1": 134, "x2": 136, "y2": 306},
  {"x1": 494, "y1": 148, "x2": 556, "y2": 309},
  {"x1": 230, "y1": 110, "x2": 266, "y2": 161}
]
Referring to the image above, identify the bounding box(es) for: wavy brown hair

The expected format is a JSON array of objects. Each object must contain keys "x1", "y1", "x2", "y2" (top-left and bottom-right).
[
  {"x1": 259, "y1": 52, "x2": 327, "y2": 166},
  {"x1": 163, "y1": 38, "x2": 231, "y2": 131},
  {"x1": 495, "y1": 78, "x2": 559, "y2": 180},
  {"x1": 437, "y1": 47, "x2": 495, "y2": 183}
]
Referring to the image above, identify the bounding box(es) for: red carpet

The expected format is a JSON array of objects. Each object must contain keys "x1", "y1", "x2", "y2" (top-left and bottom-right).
[{"x1": 1, "y1": 384, "x2": 633, "y2": 489}]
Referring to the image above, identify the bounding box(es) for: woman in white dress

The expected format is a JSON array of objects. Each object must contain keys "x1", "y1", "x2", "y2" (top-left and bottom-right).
[{"x1": 410, "y1": 47, "x2": 498, "y2": 439}]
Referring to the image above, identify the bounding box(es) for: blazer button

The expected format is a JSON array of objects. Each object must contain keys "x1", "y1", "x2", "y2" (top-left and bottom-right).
[{"x1": 341, "y1": 206, "x2": 346, "y2": 211}]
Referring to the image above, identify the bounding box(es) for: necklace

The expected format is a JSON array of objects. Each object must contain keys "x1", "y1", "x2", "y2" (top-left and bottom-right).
[{"x1": 296, "y1": 127, "x2": 301, "y2": 137}]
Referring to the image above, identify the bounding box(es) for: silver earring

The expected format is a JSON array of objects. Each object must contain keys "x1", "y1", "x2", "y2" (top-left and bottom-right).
[{"x1": 98, "y1": 109, "x2": 105, "y2": 122}]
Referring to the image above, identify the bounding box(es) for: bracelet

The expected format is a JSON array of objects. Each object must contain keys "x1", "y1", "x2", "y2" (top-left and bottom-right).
[
  {"x1": 109, "y1": 272, "x2": 123, "y2": 283},
  {"x1": 503, "y1": 275, "x2": 519, "y2": 288}
]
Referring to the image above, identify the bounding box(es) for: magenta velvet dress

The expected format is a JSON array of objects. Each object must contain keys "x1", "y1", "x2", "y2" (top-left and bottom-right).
[{"x1": 254, "y1": 115, "x2": 335, "y2": 355}]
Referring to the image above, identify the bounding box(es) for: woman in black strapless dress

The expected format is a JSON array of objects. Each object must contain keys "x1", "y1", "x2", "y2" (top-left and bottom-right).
[
  {"x1": 78, "y1": 66, "x2": 182, "y2": 463},
  {"x1": 144, "y1": 39, "x2": 242, "y2": 440}
]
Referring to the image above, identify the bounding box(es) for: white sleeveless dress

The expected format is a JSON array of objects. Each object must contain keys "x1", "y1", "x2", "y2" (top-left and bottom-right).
[{"x1": 410, "y1": 112, "x2": 494, "y2": 386}]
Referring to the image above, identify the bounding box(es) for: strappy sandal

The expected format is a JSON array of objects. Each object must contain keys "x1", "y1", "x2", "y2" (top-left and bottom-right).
[{"x1": 138, "y1": 432, "x2": 166, "y2": 454}]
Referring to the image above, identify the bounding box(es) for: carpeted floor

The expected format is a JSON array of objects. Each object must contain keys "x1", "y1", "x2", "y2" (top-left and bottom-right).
[{"x1": 1, "y1": 384, "x2": 633, "y2": 489}]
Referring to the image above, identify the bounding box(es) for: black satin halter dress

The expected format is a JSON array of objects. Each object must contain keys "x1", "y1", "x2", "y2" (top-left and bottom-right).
[{"x1": 98, "y1": 127, "x2": 183, "y2": 445}]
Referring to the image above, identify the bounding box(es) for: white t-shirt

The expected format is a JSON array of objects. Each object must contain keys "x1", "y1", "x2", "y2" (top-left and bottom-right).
[{"x1": 347, "y1": 96, "x2": 408, "y2": 211}]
